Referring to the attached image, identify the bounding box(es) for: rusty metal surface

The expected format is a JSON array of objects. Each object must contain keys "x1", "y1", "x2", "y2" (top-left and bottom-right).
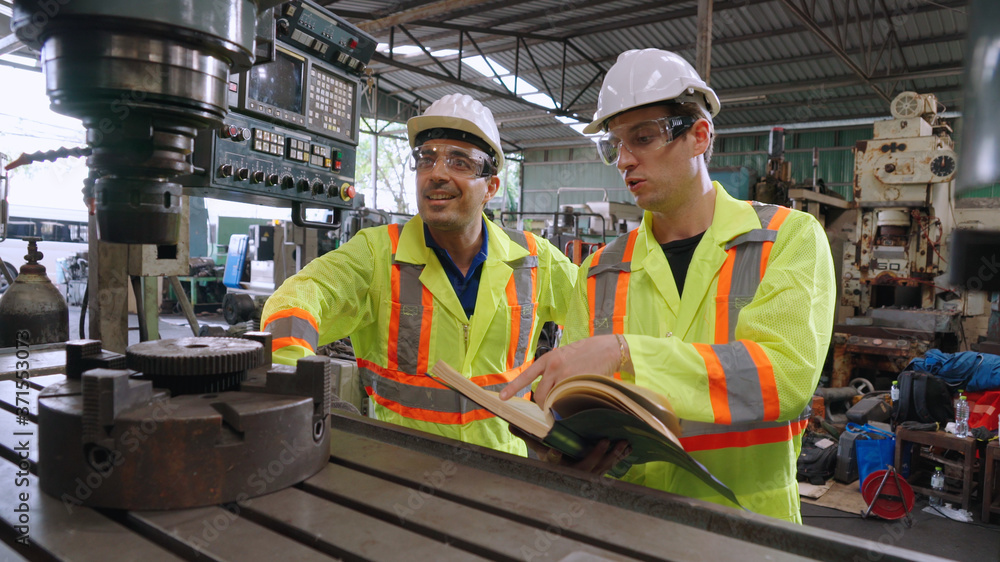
[
  {"x1": 0, "y1": 461, "x2": 184, "y2": 562},
  {"x1": 38, "y1": 378, "x2": 329, "y2": 510},
  {"x1": 0, "y1": 374, "x2": 954, "y2": 562},
  {"x1": 0, "y1": 343, "x2": 69, "y2": 380},
  {"x1": 128, "y1": 506, "x2": 335, "y2": 561},
  {"x1": 322, "y1": 427, "x2": 804, "y2": 562},
  {"x1": 33, "y1": 338, "x2": 332, "y2": 511},
  {"x1": 324, "y1": 413, "x2": 947, "y2": 562},
  {"x1": 127, "y1": 337, "x2": 264, "y2": 395}
]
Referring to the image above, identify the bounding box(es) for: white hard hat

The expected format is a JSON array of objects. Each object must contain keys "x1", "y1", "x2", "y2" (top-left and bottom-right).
[
  {"x1": 407, "y1": 93, "x2": 505, "y2": 169},
  {"x1": 583, "y1": 49, "x2": 721, "y2": 134}
]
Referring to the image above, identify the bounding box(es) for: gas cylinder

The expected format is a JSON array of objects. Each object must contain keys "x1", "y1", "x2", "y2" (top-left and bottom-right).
[{"x1": 0, "y1": 237, "x2": 70, "y2": 347}]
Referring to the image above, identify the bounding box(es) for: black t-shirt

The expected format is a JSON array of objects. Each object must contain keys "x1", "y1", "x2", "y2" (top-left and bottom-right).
[{"x1": 659, "y1": 232, "x2": 706, "y2": 296}]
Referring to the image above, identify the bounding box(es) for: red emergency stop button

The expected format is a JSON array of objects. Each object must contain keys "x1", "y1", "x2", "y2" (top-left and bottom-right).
[
  {"x1": 340, "y1": 183, "x2": 355, "y2": 201},
  {"x1": 349, "y1": 38, "x2": 358, "y2": 49}
]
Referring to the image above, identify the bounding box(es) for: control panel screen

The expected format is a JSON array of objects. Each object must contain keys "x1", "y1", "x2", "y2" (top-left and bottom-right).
[{"x1": 248, "y1": 50, "x2": 305, "y2": 115}]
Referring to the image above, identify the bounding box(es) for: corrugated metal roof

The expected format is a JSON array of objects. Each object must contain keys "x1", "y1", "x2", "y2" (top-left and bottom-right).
[{"x1": 326, "y1": 0, "x2": 970, "y2": 149}]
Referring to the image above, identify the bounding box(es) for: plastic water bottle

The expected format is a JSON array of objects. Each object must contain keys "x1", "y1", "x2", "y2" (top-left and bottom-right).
[
  {"x1": 955, "y1": 396, "x2": 970, "y2": 438},
  {"x1": 890, "y1": 380, "x2": 899, "y2": 404},
  {"x1": 953, "y1": 389, "x2": 965, "y2": 415},
  {"x1": 930, "y1": 466, "x2": 945, "y2": 506}
]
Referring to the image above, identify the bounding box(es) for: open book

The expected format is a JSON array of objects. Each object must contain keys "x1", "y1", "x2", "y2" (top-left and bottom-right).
[{"x1": 428, "y1": 360, "x2": 740, "y2": 507}]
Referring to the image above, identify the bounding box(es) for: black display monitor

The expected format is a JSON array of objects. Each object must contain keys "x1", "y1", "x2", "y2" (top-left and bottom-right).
[{"x1": 248, "y1": 50, "x2": 305, "y2": 115}]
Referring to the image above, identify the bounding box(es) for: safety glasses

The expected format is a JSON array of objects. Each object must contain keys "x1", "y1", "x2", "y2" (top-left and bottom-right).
[
  {"x1": 410, "y1": 144, "x2": 495, "y2": 178},
  {"x1": 596, "y1": 115, "x2": 697, "y2": 166}
]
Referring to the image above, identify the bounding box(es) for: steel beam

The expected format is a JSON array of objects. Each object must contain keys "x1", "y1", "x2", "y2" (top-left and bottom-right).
[
  {"x1": 370, "y1": 1, "x2": 964, "y2": 80},
  {"x1": 696, "y1": 0, "x2": 713, "y2": 84},
  {"x1": 357, "y1": 0, "x2": 502, "y2": 33},
  {"x1": 778, "y1": 0, "x2": 891, "y2": 103}
]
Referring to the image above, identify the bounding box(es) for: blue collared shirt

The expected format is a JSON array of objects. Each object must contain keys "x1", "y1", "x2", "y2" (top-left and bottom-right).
[{"x1": 424, "y1": 219, "x2": 489, "y2": 318}]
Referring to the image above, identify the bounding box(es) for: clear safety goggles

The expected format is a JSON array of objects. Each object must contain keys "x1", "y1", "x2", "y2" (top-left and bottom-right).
[
  {"x1": 596, "y1": 115, "x2": 697, "y2": 166},
  {"x1": 410, "y1": 144, "x2": 495, "y2": 178}
]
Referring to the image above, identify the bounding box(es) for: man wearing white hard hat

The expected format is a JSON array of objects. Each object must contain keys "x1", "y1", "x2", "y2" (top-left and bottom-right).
[
  {"x1": 263, "y1": 93, "x2": 578, "y2": 455},
  {"x1": 502, "y1": 50, "x2": 836, "y2": 522}
]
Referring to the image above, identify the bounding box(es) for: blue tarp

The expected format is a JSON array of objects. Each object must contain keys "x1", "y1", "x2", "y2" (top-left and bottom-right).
[{"x1": 905, "y1": 349, "x2": 1000, "y2": 392}]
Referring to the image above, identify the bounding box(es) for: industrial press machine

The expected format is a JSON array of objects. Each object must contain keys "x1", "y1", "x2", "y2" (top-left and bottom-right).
[{"x1": 832, "y1": 91, "x2": 965, "y2": 387}]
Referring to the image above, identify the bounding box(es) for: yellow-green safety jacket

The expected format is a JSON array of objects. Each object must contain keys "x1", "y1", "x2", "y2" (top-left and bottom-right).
[
  {"x1": 563, "y1": 183, "x2": 836, "y2": 522},
  {"x1": 262, "y1": 214, "x2": 578, "y2": 455}
]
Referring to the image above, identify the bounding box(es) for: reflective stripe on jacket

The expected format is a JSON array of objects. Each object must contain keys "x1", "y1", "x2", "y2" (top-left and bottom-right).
[
  {"x1": 564, "y1": 183, "x2": 836, "y2": 522},
  {"x1": 262, "y1": 214, "x2": 578, "y2": 454}
]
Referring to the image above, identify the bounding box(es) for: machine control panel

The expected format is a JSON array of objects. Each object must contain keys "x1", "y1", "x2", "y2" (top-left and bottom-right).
[
  {"x1": 278, "y1": 0, "x2": 377, "y2": 75},
  {"x1": 184, "y1": 112, "x2": 358, "y2": 207},
  {"x1": 185, "y1": 1, "x2": 369, "y2": 213}
]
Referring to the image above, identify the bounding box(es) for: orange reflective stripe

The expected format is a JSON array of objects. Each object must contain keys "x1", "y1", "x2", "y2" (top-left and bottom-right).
[
  {"x1": 387, "y1": 225, "x2": 402, "y2": 371},
  {"x1": 759, "y1": 206, "x2": 790, "y2": 275},
  {"x1": 262, "y1": 307, "x2": 318, "y2": 332},
  {"x1": 680, "y1": 419, "x2": 806, "y2": 452},
  {"x1": 695, "y1": 343, "x2": 731, "y2": 424},
  {"x1": 358, "y1": 358, "x2": 533, "y2": 390},
  {"x1": 470, "y1": 360, "x2": 533, "y2": 386},
  {"x1": 272, "y1": 336, "x2": 315, "y2": 353},
  {"x1": 505, "y1": 276, "x2": 520, "y2": 370},
  {"x1": 370, "y1": 393, "x2": 496, "y2": 425},
  {"x1": 587, "y1": 246, "x2": 605, "y2": 337},
  {"x1": 387, "y1": 223, "x2": 401, "y2": 251},
  {"x1": 714, "y1": 249, "x2": 737, "y2": 344},
  {"x1": 357, "y1": 358, "x2": 450, "y2": 389},
  {"x1": 524, "y1": 229, "x2": 538, "y2": 255},
  {"x1": 417, "y1": 287, "x2": 434, "y2": 375},
  {"x1": 744, "y1": 340, "x2": 780, "y2": 421},
  {"x1": 612, "y1": 231, "x2": 638, "y2": 334}
]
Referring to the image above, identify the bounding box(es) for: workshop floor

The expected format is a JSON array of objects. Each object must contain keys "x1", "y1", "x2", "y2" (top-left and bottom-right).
[
  {"x1": 802, "y1": 499, "x2": 1000, "y2": 561},
  {"x1": 64, "y1": 305, "x2": 1000, "y2": 560}
]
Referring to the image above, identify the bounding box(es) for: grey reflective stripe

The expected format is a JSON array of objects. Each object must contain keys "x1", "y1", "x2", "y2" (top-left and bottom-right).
[
  {"x1": 720, "y1": 204, "x2": 786, "y2": 343},
  {"x1": 588, "y1": 234, "x2": 631, "y2": 336},
  {"x1": 708, "y1": 341, "x2": 768, "y2": 421},
  {"x1": 504, "y1": 227, "x2": 528, "y2": 250},
  {"x1": 681, "y1": 418, "x2": 793, "y2": 437},
  {"x1": 724, "y1": 229, "x2": 778, "y2": 251},
  {"x1": 751, "y1": 202, "x2": 781, "y2": 229},
  {"x1": 511, "y1": 263, "x2": 536, "y2": 366},
  {"x1": 508, "y1": 255, "x2": 539, "y2": 269},
  {"x1": 588, "y1": 261, "x2": 632, "y2": 277},
  {"x1": 359, "y1": 367, "x2": 529, "y2": 415},
  {"x1": 393, "y1": 261, "x2": 426, "y2": 374},
  {"x1": 267, "y1": 316, "x2": 318, "y2": 352},
  {"x1": 724, "y1": 241, "x2": 765, "y2": 342},
  {"x1": 502, "y1": 227, "x2": 537, "y2": 367}
]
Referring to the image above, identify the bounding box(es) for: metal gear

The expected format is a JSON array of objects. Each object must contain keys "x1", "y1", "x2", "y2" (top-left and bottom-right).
[{"x1": 127, "y1": 337, "x2": 263, "y2": 395}]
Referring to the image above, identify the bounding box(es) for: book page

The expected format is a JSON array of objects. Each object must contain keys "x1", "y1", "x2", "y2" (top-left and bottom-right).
[
  {"x1": 428, "y1": 360, "x2": 552, "y2": 439},
  {"x1": 542, "y1": 375, "x2": 682, "y2": 444}
]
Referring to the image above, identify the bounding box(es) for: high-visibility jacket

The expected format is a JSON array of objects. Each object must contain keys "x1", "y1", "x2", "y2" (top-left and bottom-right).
[
  {"x1": 563, "y1": 183, "x2": 836, "y2": 522},
  {"x1": 262, "y1": 214, "x2": 578, "y2": 455}
]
